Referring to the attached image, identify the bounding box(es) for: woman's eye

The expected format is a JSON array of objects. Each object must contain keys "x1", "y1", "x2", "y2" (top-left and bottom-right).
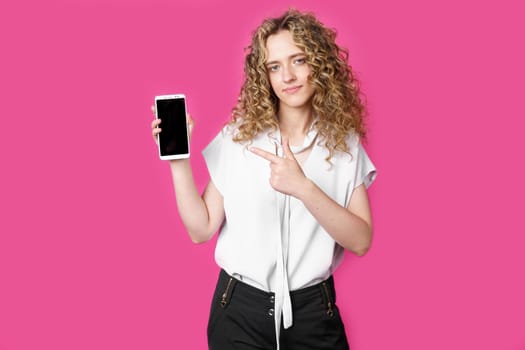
[
  {"x1": 268, "y1": 65, "x2": 280, "y2": 72},
  {"x1": 294, "y1": 58, "x2": 306, "y2": 65}
]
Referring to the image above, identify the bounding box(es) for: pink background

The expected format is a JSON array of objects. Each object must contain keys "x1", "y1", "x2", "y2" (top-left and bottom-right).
[{"x1": 1, "y1": 0, "x2": 524, "y2": 349}]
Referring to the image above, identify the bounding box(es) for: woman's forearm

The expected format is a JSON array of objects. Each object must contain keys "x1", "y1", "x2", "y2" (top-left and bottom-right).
[
  {"x1": 169, "y1": 160, "x2": 224, "y2": 243},
  {"x1": 298, "y1": 181, "x2": 372, "y2": 256}
]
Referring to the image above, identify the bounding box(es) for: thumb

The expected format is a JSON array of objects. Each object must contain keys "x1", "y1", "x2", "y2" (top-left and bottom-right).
[
  {"x1": 186, "y1": 114, "x2": 195, "y2": 138},
  {"x1": 282, "y1": 137, "x2": 296, "y2": 160}
]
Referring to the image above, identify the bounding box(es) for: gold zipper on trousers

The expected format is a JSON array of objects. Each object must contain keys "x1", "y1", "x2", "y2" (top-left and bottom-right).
[
  {"x1": 220, "y1": 277, "x2": 233, "y2": 308},
  {"x1": 322, "y1": 282, "x2": 334, "y2": 317}
]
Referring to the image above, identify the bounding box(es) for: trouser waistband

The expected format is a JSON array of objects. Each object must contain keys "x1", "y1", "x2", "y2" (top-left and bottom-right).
[{"x1": 216, "y1": 269, "x2": 337, "y2": 315}]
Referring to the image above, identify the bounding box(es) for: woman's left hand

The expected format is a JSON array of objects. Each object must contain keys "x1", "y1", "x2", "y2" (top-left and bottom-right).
[{"x1": 250, "y1": 138, "x2": 310, "y2": 198}]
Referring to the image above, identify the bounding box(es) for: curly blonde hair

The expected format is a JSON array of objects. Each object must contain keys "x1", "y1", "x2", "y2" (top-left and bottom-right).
[{"x1": 230, "y1": 8, "x2": 367, "y2": 159}]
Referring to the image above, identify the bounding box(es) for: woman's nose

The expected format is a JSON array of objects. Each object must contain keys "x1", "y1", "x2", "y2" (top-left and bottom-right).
[{"x1": 282, "y1": 66, "x2": 296, "y2": 83}]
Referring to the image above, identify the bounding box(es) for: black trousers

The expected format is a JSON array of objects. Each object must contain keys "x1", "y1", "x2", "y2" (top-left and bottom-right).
[{"x1": 208, "y1": 269, "x2": 350, "y2": 350}]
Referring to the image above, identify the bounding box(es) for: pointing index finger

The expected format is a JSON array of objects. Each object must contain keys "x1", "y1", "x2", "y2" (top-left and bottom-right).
[{"x1": 250, "y1": 147, "x2": 280, "y2": 162}]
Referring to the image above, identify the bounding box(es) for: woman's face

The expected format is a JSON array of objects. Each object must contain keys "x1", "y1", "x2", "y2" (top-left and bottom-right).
[{"x1": 265, "y1": 30, "x2": 315, "y2": 113}]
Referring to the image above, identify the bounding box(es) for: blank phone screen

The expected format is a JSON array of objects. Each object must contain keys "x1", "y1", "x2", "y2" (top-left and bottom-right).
[{"x1": 156, "y1": 98, "x2": 189, "y2": 156}]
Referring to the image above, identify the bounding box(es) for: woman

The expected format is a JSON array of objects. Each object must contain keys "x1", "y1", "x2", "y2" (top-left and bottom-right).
[{"x1": 151, "y1": 8, "x2": 376, "y2": 350}]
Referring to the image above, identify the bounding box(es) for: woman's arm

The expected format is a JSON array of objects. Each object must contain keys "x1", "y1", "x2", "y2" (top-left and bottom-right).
[
  {"x1": 168, "y1": 160, "x2": 225, "y2": 243},
  {"x1": 298, "y1": 181, "x2": 372, "y2": 256},
  {"x1": 250, "y1": 137, "x2": 373, "y2": 256},
  {"x1": 152, "y1": 111, "x2": 224, "y2": 243}
]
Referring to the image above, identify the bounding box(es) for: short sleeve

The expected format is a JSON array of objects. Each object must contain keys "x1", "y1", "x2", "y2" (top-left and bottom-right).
[
  {"x1": 202, "y1": 128, "x2": 229, "y2": 194},
  {"x1": 354, "y1": 143, "x2": 377, "y2": 189}
]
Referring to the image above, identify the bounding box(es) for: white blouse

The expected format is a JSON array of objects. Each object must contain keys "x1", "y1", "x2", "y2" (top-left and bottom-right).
[{"x1": 202, "y1": 122, "x2": 377, "y2": 338}]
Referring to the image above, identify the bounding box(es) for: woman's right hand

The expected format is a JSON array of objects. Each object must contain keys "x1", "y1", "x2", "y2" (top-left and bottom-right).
[{"x1": 150, "y1": 105, "x2": 195, "y2": 145}]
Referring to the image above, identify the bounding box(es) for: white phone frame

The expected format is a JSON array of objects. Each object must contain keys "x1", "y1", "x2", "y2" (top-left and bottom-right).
[{"x1": 155, "y1": 94, "x2": 190, "y2": 160}]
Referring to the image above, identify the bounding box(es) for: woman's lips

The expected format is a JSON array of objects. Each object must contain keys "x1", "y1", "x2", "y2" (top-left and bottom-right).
[{"x1": 283, "y1": 85, "x2": 302, "y2": 94}]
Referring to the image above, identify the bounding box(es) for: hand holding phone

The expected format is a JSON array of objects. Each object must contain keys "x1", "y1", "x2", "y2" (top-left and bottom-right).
[{"x1": 154, "y1": 94, "x2": 190, "y2": 160}]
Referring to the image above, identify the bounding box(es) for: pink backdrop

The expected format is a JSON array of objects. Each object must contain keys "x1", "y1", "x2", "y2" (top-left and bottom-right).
[{"x1": 1, "y1": 0, "x2": 524, "y2": 349}]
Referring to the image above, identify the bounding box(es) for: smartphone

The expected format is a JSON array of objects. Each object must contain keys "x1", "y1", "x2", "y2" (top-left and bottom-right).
[{"x1": 155, "y1": 94, "x2": 190, "y2": 160}]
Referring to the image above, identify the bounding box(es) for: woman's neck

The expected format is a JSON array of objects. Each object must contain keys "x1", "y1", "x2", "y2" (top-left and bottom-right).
[{"x1": 277, "y1": 106, "x2": 314, "y2": 146}]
